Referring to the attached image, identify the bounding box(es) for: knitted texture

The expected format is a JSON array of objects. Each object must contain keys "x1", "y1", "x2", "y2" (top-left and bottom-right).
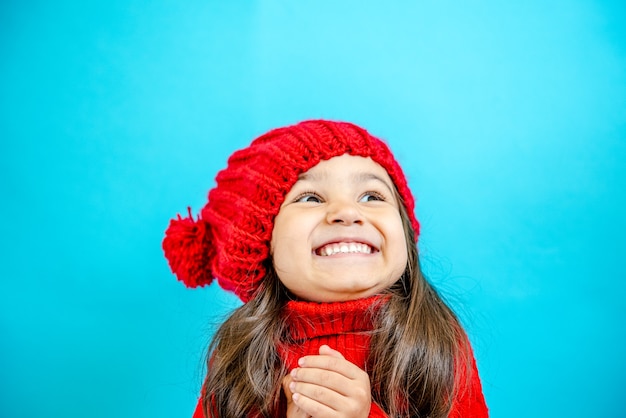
[
  {"x1": 163, "y1": 120, "x2": 419, "y2": 302},
  {"x1": 191, "y1": 296, "x2": 488, "y2": 418},
  {"x1": 279, "y1": 296, "x2": 383, "y2": 371},
  {"x1": 280, "y1": 297, "x2": 488, "y2": 418}
]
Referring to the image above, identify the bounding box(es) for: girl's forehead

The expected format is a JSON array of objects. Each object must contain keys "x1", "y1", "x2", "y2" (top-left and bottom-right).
[
  {"x1": 287, "y1": 155, "x2": 397, "y2": 200},
  {"x1": 297, "y1": 154, "x2": 392, "y2": 181}
]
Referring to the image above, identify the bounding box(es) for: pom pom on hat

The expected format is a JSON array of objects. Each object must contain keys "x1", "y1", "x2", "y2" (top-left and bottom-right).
[
  {"x1": 162, "y1": 207, "x2": 215, "y2": 288},
  {"x1": 163, "y1": 120, "x2": 419, "y2": 302}
]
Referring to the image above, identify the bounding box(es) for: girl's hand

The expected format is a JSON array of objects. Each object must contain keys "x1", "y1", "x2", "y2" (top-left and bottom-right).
[
  {"x1": 287, "y1": 345, "x2": 371, "y2": 418},
  {"x1": 283, "y1": 374, "x2": 310, "y2": 418}
]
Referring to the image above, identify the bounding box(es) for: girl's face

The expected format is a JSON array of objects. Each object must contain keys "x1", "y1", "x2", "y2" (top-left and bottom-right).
[{"x1": 270, "y1": 154, "x2": 408, "y2": 302}]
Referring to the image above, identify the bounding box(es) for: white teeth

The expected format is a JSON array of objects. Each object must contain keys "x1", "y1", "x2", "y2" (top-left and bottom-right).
[{"x1": 318, "y1": 242, "x2": 373, "y2": 256}]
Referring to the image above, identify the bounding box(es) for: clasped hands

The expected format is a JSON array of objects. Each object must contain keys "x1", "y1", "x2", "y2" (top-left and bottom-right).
[{"x1": 282, "y1": 345, "x2": 371, "y2": 418}]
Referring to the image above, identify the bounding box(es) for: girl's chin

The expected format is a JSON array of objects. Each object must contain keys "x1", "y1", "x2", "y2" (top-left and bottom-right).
[{"x1": 291, "y1": 286, "x2": 384, "y2": 303}]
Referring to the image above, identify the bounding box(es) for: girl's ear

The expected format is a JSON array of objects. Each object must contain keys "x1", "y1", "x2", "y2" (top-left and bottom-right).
[{"x1": 162, "y1": 207, "x2": 215, "y2": 288}]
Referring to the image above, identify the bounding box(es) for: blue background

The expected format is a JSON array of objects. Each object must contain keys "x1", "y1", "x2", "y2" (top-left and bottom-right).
[{"x1": 1, "y1": 1, "x2": 624, "y2": 417}]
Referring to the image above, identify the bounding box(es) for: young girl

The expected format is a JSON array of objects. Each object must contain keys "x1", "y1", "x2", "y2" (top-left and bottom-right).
[{"x1": 163, "y1": 120, "x2": 488, "y2": 418}]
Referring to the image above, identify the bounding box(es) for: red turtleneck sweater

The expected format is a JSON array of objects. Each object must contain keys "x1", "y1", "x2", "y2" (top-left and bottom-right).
[{"x1": 192, "y1": 296, "x2": 488, "y2": 417}]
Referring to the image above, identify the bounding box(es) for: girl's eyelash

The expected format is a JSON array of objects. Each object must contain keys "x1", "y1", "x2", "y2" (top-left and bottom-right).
[
  {"x1": 291, "y1": 190, "x2": 387, "y2": 203},
  {"x1": 362, "y1": 191, "x2": 386, "y2": 201},
  {"x1": 293, "y1": 191, "x2": 323, "y2": 202}
]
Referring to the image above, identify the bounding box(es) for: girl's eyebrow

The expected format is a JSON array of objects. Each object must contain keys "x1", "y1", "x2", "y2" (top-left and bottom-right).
[
  {"x1": 297, "y1": 172, "x2": 395, "y2": 195},
  {"x1": 355, "y1": 172, "x2": 395, "y2": 195}
]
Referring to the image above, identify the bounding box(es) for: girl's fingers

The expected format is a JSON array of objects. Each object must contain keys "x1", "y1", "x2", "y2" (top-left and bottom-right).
[
  {"x1": 291, "y1": 391, "x2": 336, "y2": 418},
  {"x1": 297, "y1": 353, "x2": 366, "y2": 380},
  {"x1": 290, "y1": 380, "x2": 344, "y2": 409},
  {"x1": 290, "y1": 346, "x2": 372, "y2": 417},
  {"x1": 291, "y1": 366, "x2": 354, "y2": 396},
  {"x1": 282, "y1": 374, "x2": 295, "y2": 400},
  {"x1": 318, "y1": 344, "x2": 344, "y2": 358},
  {"x1": 291, "y1": 386, "x2": 370, "y2": 418},
  {"x1": 282, "y1": 374, "x2": 311, "y2": 418}
]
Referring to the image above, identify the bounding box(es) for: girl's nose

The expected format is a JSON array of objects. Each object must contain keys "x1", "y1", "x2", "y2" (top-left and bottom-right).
[{"x1": 326, "y1": 200, "x2": 363, "y2": 225}]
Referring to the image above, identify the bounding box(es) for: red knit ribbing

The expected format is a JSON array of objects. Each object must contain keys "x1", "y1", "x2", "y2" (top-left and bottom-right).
[
  {"x1": 279, "y1": 296, "x2": 383, "y2": 371},
  {"x1": 277, "y1": 296, "x2": 489, "y2": 418}
]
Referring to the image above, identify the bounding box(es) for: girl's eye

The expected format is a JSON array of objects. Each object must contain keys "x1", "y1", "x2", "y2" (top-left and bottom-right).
[
  {"x1": 294, "y1": 192, "x2": 323, "y2": 203},
  {"x1": 359, "y1": 192, "x2": 385, "y2": 203}
]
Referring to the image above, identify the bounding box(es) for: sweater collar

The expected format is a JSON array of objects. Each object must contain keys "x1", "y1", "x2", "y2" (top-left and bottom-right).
[{"x1": 282, "y1": 295, "x2": 386, "y2": 341}]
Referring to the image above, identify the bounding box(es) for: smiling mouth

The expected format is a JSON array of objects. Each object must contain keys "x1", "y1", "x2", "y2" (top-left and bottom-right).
[{"x1": 315, "y1": 242, "x2": 375, "y2": 256}]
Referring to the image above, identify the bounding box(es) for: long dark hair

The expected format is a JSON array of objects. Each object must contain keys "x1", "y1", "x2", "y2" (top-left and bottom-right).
[{"x1": 202, "y1": 199, "x2": 469, "y2": 417}]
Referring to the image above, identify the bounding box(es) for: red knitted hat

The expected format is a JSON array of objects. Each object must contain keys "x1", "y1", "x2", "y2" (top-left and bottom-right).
[{"x1": 162, "y1": 120, "x2": 419, "y2": 302}]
